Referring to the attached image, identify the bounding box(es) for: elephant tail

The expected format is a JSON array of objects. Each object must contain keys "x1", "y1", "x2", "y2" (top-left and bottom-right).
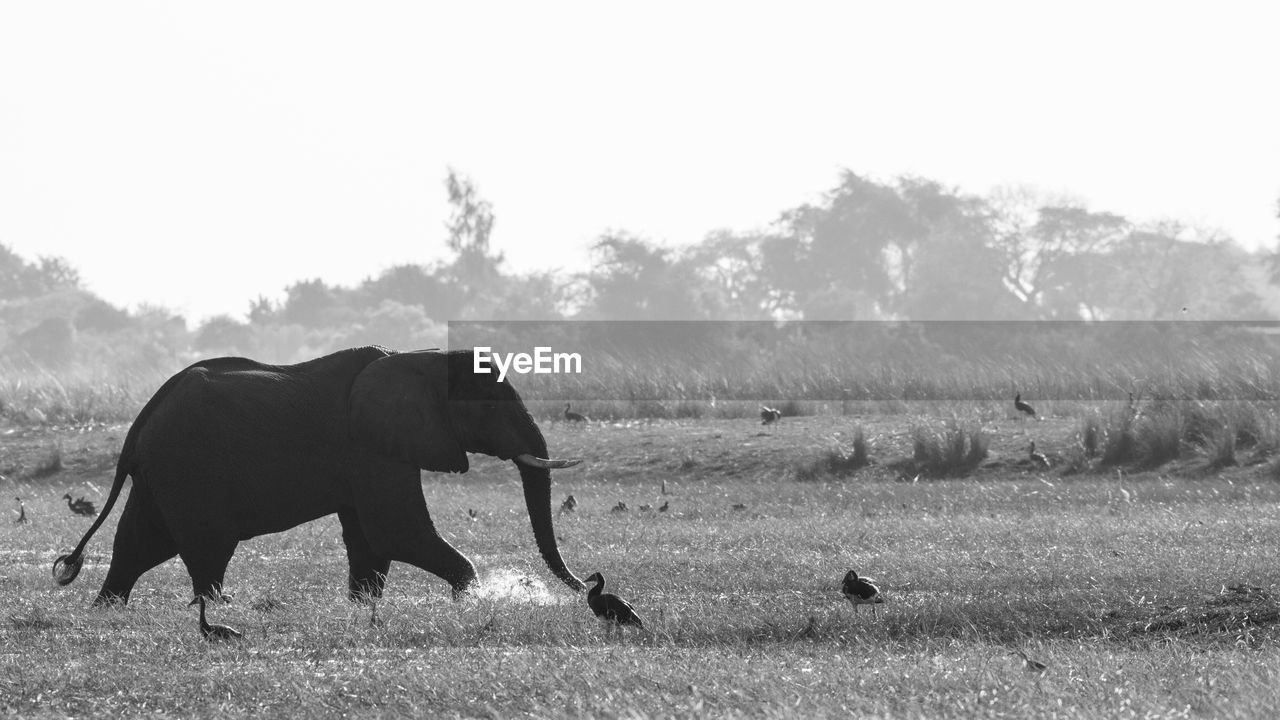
[
  {"x1": 52, "y1": 372, "x2": 184, "y2": 586},
  {"x1": 52, "y1": 362, "x2": 205, "y2": 586},
  {"x1": 52, "y1": 456, "x2": 130, "y2": 585}
]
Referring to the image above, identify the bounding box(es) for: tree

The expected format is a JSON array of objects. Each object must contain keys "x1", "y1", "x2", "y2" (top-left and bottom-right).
[
  {"x1": 684, "y1": 231, "x2": 776, "y2": 320},
  {"x1": 1111, "y1": 223, "x2": 1266, "y2": 320},
  {"x1": 442, "y1": 169, "x2": 504, "y2": 315},
  {"x1": 578, "y1": 233, "x2": 706, "y2": 320},
  {"x1": 195, "y1": 315, "x2": 253, "y2": 354},
  {"x1": 281, "y1": 279, "x2": 340, "y2": 328},
  {"x1": 989, "y1": 188, "x2": 1129, "y2": 319}
]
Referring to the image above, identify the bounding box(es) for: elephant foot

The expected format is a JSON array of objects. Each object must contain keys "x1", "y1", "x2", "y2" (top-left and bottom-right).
[{"x1": 450, "y1": 580, "x2": 479, "y2": 601}]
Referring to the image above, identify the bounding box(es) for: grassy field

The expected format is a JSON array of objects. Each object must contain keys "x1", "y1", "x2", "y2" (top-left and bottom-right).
[{"x1": 3, "y1": 412, "x2": 1280, "y2": 718}]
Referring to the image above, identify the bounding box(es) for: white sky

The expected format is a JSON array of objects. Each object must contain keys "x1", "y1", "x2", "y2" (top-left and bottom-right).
[{"x1": 2, "y1": 1, "x2": 1278, "y2": 322}]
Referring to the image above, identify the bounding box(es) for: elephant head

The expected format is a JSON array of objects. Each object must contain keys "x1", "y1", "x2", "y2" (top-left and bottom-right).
[{"x1": 349, "y1": 349, "x2": 586, "y2": 592}]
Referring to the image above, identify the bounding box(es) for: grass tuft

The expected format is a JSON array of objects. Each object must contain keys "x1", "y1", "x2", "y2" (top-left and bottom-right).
[
  {"x1": 1079, "y1": 413, "x2": 1103, "y2": 458},
  {"x1": 793, "y1": 427, "x2": 870, "y2": 481},
  {"x1": 905, "y1": 421, "x2": 988, "y2": 478},
  {"x1": 29, "y1": 442, "x2": 64, "y2": 478},
  {"x1": 1136, "y1": 405, "x2": 1184, "y2": 467}
]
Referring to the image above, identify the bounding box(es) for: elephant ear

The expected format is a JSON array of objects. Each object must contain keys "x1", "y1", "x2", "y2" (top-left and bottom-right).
[{"x1": 349, "y1": 351, "x2": 469, "y2": 473}]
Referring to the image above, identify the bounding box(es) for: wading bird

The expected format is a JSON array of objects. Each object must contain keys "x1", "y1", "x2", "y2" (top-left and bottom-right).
[
  {"x1": 467, "y1": 508, "x2": 479, "y2": 523},
  {"x1": 585, "y1": 572, "x2": 645, "y2": 636},
  {"x1": 564, "y1": 403, "x2": 587, "y2": 423},
  {"x1": 1029, "y1": 441, "x2": 1050, "y2": 468},
  {"x1": 191, "y1": 596, "x2": 243, "y2": 641},
  {"x1": 841, "y1": 570, "x2": 885, "y2": 618},
  {"x1": 658, "y1": 500, "x2": 669, "y2": 512},
  {"x1": 610, "y1": 501, "x2": 628, "y2": 513},
  {"x1": 14, "y1": 497, "x2": 27, "y2": 524},
  {"x1": 760, "y1": 406, "x2": 782, "y2": 425},
  {"x1": 1012, "y1": 648, "x2": 1048, "y2": 674},
  {"x1": 63, "y1": 494, "x2": 96, "y2": 517},
  {"x1": 560, "y1": 494, "x2": 577, "y2": 514},
  {"x1": 1014, "y1": 393, "x2": 1037, "y2": 419}
]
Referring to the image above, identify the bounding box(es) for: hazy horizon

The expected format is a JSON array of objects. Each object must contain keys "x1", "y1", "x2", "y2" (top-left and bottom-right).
[{"x1": 3, "y1": 2, "x2": 1278, "y2": 322}]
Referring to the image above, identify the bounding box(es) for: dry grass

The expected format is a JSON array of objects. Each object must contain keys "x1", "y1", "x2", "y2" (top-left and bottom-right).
[{"x1": 4, "y1": 418, "x2": 1279, "y2": 717}]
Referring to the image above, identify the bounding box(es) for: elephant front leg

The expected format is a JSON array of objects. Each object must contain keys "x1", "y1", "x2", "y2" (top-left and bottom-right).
[
  {"x1": 339, "y1": 508, "x2": 391, "y2": 603},
  {"x1": 352, "y1": 465, "x2": 478, "y2": 599}
]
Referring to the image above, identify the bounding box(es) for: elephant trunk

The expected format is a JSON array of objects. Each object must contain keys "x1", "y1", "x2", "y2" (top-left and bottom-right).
[{"x1": 517, "y1": 461, "x2": 585, "y2": 592}]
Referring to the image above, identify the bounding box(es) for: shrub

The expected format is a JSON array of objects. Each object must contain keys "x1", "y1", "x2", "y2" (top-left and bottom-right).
[
  {"x1": 794, "y1": 427, "x2": 870, "y2": 481},
  {"x1": 906, "y1": 421, "x2": 988, "y2": 477}
]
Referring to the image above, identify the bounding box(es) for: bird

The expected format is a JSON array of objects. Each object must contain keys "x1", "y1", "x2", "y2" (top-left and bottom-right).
[
  {"x1": 760, "y1": 406, "x2": 782, "y2": 425},
  {"x1": 731, "y1": 503, "x2": 747, "y2": 511},
  {"x1": 191, "y1": 596, "x2": 243, "y2": 641},
  {"x1": 585, "y1": 572, "x2": 645, "y2": 635},
  {"x1": 467, "y1": 508, "x2": 479, "y2": 523},
  {"x1": 1014, "y1": 393, "x2": 1037, "y2": 419},
  {"x1": 639, "y1": 504, "x2": 652, "y2": 512},
  {"x1": 560, "y1": 494, "x2": 577, "y2": 514},
  {"x1": 1012, "y1": 648, "x2": 1048, "y2": 675},
  {"x1": 658, "y1": 500, "x2": 669, "y2": 512},
  {"x1": 63, "y1": 494, "x2": 96, "y2": 517},
  {"x1": 564, "y1": 403, "x2": 587, "y2": 423},
  {"x1": 14, "y1": 497, "x2": 27, "y2": 524},
  {"x1": 841, "y1": 570, "x2": 885, "y2": 618},
  {"x1": 610, "y1": 501, "x2": 628, "y2": 513},
  {"x1": 1029, "y1": 441, "x2": 1050, "y2": 468}
]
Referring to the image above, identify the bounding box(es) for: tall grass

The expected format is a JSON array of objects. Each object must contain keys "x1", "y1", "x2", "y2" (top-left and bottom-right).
[{"x1": 7, "y1": 322, "x2": 1280, "y2": 427}]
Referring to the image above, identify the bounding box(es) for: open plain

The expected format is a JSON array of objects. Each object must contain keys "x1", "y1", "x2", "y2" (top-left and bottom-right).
[{"x1": 3, "y1": 406, "x2": 1279, "y2": 718}]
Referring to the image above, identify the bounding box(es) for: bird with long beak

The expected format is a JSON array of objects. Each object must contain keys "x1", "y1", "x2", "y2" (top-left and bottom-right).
[{"x1": 585, "y1": 572, "x2": 645, "y2": 637}]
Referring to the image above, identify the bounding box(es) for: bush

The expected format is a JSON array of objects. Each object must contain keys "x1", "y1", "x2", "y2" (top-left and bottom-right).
[{"x1": 906, "y1": 421, "x2": 988, "y2": 478}]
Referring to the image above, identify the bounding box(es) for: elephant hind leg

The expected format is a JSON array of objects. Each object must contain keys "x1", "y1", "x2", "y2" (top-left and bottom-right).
[
  {"x1": 177, "y1": 541, "x2": 238, "y2": 602},
  {"x1": 94, "y1": 483, "x2": 178, "y2": 606},
  {"x1": 339, "y1": 508, "x2": 390, "y2": 603}
]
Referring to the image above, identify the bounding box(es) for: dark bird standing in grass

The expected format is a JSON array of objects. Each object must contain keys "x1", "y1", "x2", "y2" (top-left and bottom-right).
[
  {"x1": 585, "y1": 572, "x2": 644, "y2": 635},
  {"x1": 467, "y1": 508, "x2": 479, "y2": 523},
  {"x1": 841, "y1": 570, "x2": 885, "y2": 618},
  {"x1": 191, "y1": 596, "x2": 243, "y2": 641},
  {"x1": 760, "y1": 406, "x2": 782, "y2": 425},
  {"x1": 560, "y1": 494, "x2": 577, "y2": 514},
  {"x1": 658, "y1": 500, "x2": 669, "y2": 512},
  {"x1": 63, "y1": 494, "x2": 96, "y2": 517},
  {"x1": 1013, "y1": 648, "x2": 1048, "y2": 674},
  {"x1": 610, "y1": 501, "x2": 628, "y2": 513},
  {"x1": 1029, "y1": 441, "x2": 1050, "y2": 468},
  {"x1": 14, "y1": 497, "x2": 27, "y2": 524},
  {"x1": 564, "y1": 403, "x2": 587, "y2": 423},
  {"x1": 1014, "y1": 393, "x2": 1037, "y2": 419}
]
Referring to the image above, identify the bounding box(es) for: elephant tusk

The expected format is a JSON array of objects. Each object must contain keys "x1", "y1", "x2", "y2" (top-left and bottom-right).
[{"x1": 515, "y1": 454, "x2": 583, "y2": 469}]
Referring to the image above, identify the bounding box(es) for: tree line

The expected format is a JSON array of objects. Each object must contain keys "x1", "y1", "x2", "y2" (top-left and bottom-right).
[{"x1": 3, "y1": 168, "x2": 1279, "y2": 367}]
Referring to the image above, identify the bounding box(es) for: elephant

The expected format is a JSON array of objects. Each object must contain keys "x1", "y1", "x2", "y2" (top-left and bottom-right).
[{"x1": 52, "y1": 346, "x2": 587, "y2": 605}]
